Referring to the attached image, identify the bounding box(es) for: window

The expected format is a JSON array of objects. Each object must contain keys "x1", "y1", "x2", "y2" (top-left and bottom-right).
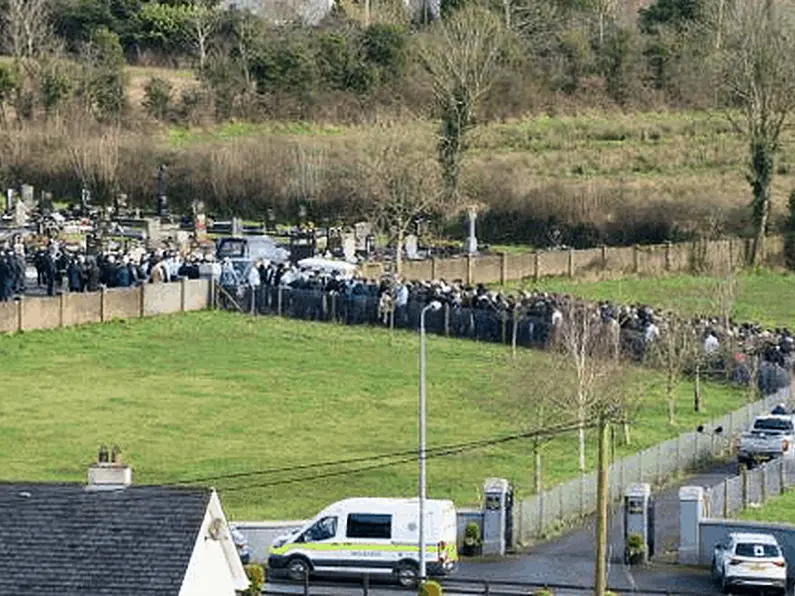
[
  {"x1": 754, "y1": 418, "x2": 794, "y2": 432},
  {"x1": 346, "y1": 514, "x2": 392, "y2": 539},
  {"x1": 299, "y1": 516, "x2": 337, "y2": 543},
  {"x1": 735, "y1": 543, "x2": 780, "y2": 558}
]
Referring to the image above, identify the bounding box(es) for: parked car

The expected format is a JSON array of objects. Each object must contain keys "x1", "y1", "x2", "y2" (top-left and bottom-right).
[
  {"x1": 737, "y1": 415, "x2": 795, "y2": 470},
  {"x1": 229, "y1": 524, "x2": 252, "y2": 565},
  {"x1": 712, "y1": 532, "x2": 787, "y2": 594}
]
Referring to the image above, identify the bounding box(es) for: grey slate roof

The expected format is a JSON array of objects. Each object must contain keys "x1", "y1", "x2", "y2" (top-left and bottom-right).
[{"x1": 0, "y1": 483, "x2": 211, "y2": 596}]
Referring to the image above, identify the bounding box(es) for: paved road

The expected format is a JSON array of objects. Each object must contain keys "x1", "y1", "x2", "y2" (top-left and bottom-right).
[{"x1": 262, "y1": 462, "x2": 738, "y2": 595}]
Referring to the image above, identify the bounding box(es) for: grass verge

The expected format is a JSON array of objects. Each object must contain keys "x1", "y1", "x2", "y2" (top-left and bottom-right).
[{"x1": 0, "y1": 311, "x2": 747, "y2": 520}]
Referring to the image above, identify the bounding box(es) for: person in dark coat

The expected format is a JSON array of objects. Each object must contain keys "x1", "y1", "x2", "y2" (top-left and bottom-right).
[
  {"x1": 0, "y1": 253, "x2": 10, "y2": 301},
  {"x1": 67, "y1": 256, "x2": 86, "y2": 293},
  {"x1": 85, "y1": 257, "x2": 101, "y2": 292},
  {"x1": 115, "y1": 259, "x2": 132, "y2": 288},
  {"x1": 44, "y1": 250, "x2": 57, "y2": 296}
]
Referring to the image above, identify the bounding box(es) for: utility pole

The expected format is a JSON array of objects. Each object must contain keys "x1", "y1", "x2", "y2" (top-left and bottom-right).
[{"x1": 593, "y1": 415, "x2": 609, "y2": 596}]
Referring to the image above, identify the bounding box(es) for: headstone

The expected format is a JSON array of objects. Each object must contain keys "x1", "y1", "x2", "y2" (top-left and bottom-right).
[
  {"x1": 81, "y1": 188, "x2": 91, "y2": 215},
  {"x1": 40, "y1": 191, "x2": 53, "y2": 213},
  {"x1": 342, "y1": 233, "x2": 356, "y2": 262},
  {"x1": 156, "y1": 164, "x2": 168, "y2": 217},
  {"x1": 465, "y1": 207, "x2": 478, "y2": 255},
  {"x1": 354, "y1": 221, "x2": 372, "y2": 251},
  {"x1": 13, "y1": 200, "x2": 28, "y2": 226},
  {"x1": 5, "y1": 189, "x2": 14, "y2": 213},
  {"x1": 21, "y1": 184, "x2": 35, "y2": 209},
  {"x1": 404, "y1": 234, "x2": 419, "y2": 260},
  {"x1": 144, "y1": 217, "x2": 162, "y2": 250},
  {"x1": 232, "y1": 217, "x2": 243, "y2": 236}
]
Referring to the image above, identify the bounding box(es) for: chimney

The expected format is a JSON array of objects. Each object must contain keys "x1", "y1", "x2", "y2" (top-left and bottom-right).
[{"x1": 86, "y1": 444, "x2": 132, "y2": 491}]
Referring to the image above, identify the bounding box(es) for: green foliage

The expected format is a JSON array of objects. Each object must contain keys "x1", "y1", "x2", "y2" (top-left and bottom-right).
[
  {"x1": 556, "y1": 28, "x2": 594, "y2": 95},
  {"x1": 143, "y1": 76, "x2": 173, "y2": 121},
  {"x1": 626, "y1": 532, "x2": 645, "y2": 551},
  {"x1": 362, "y1": 23, "x2": 406, "y2": 82},
  {"x1": 242, "y1": 564, "x2": 265, "y2": 596},
  {"x1": 785, "y1": 189, "x2": 795, "y2": 270},
  {"x1": 0, "y1": 64, "x2": 20, "y2": 108},
  {"x1": 463, "y1": 521, "x2": 481, "y2": 546},
  {"x1": 419, "y1": 579, "x2": 444, "y2": 596},
  {"x1": 138, "y1": 2, "x2": 191, "y2": 56},
  {"x1": 601, "y1": 28, "x2": 644, "y2": 107},
  {"x1": 531, "y1": 589, "x2": 554, "y2": 596},
  {"x1": 639, "y1": 0, "x2": 704, "y2": 34},
  {"x1": 77, "y1": 26, "x2": 128, "y2": 121}
]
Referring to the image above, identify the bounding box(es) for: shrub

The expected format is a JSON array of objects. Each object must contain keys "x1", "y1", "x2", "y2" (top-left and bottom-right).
[
  {"x1": 243, "y1": 563, "x2": 265, "y2": 596},
  {"x1": 143, "y1": 77, "x2": 173, "y2": 121},
  {"x1": 785, "y1": 188, "x2": 795, "y2": 270},
  {"x1": 463, "y1": 521, "x2": 481, "y2": 546},
  {"x1": 419, "y1": 579, "x2": 444, "y2": 596}
]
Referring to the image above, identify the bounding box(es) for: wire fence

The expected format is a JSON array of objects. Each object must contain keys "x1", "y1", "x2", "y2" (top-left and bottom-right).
[{"x1": 515, "y1": 388, "x2": 791, "y2": 545}]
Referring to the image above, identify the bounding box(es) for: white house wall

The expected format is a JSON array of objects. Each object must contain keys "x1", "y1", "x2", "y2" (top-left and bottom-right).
[{"x1": 180, "y1": 492, "x2": 249, "y2": 596}]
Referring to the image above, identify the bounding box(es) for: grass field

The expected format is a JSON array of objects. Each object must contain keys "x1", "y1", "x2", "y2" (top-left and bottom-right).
[
  {"x1": 739, "y1": 488, "x2": 795, "y2": 523},
  {"x1": 505, "y1": 270, "x2": 795, "y2": 331},
  {"x1": 0, "y1": 312, "x2": 748, "y2": 520}
]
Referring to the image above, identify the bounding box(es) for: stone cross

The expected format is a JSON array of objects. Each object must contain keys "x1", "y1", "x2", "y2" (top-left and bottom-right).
[{"x1": 465, "y1": 207, "x2": 478, "y2": 255}]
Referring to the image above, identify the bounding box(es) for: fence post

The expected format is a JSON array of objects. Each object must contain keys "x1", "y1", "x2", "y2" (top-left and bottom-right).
[
  {"x1": 633, "y1": 244, "x2": 639, "y2": 273},
  {"x1": 741, "y1": 465, "x2": 748, "y2": 509},
  {"x1": 331, "y1": 293, "x2": 337, "y2": 322},
  {"x1": 567, "y1": 248, "x2": 574, "y2": 277},
  {"x1": 140, "y1": 283, "x2": 146, "y2": 317},
  {"x1": 16, "y1": 298, "x2": 22, "y2": 332},
  {"x1": 533, "y1": 252, "x2": 540, "y2": 281},
  {"x1": 675, "y1": 433, "x2": 681, "y2": 473},
  {"x1": 538, "y1": 492, "x2": 544, "y2": 537},
  {"x1": 639, "y1": 450, "x2": 644, "y2": 483},
  {"x1": 656, "y1": 443, "x2": 663, "y2": 484},
  {"x1": 444, "y1": 303, "x2": 450, "y2": 337},
  {"x1": 208, "y1": 277, "x2": 215, "y2": 310},
  {"x1": 781, "y1": 458, "x2": 786, "y2": 495},
  {"x1": 431, "y1": 257, "x2": 437, "y2": 280},
  {"x1": 723, "y1": 479, "x2": 729, "y2": 518},
  {"x1": 466, "y1": 254, "x2": 473, "y2": 285},
  {"x1": 277, "y1": 287, "x2": 283, "y2": 316},
  {"x1": 665, "y1": 241, "x2": 672, "y2": 271},
  {"x1": 693, "y1": 433, "x2": 698, "y2": 469},
  {"x1": 59, "y1": 293, "x2": 65, "y2": 327},
  {"x1": 500, "y1": 252, "x2": 508, "y2": 285},
  {"x1": 100, "y1": 287, "x2": 106, "y2": 322},
  {"x1": 761, "y1": 465, "x2": 767, "y2": 504},
  {"x1": 601, "y1": 245, "x2": 607, "y2": 269},
  {"x1": 579, "y1": 473, "x2": 585, "y2": 516},
  {"x1": 180, "y1": 277, "x2": 187, "y2": 312}
]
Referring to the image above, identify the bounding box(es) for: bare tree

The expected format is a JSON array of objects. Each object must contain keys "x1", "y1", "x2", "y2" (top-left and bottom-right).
[
  {"x1": 650, "y1": 316, "x2": 697, "y2": 425},
  {"x1": 2, "y1": 0, "x2": 52, "y2": 63},
  {"x1": 185, "y1": 3, "x2": 219, "y2": 72},
  {"x1": 290, "y1": 143, "x2": 326, "y2": 222},
  {"x1": 68, "y1": 125, "x2": 121, "y2": 208},
  {"x1": 415, "y1": 3, "x2": 506, "y2": 207},
  {"x1": 717, "y1": 0, "x2": 795, "y2": 265},
  {"x1": 360, "y1": 128, "x2": 443, "y2": 275}
]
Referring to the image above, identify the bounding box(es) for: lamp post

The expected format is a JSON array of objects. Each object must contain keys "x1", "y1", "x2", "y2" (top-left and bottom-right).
[{"x1": 419, "y1": 300, "x2": 442, "y2": 583}]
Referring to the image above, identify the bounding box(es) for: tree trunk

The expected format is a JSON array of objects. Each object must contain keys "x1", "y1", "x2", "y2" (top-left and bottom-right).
[
  {"x1": 666, "y1": 377, "x2": 675, "y2": 425},
  {"x1": 623, "y1": 422, "x2": 631, "y2": 446},
  {"x1": 749, "y1": 140, "x2": 774, "y2": 266},
  {"x1": 578, "y1": 406, "x2": 586, "y2": 472},
  {"x1": 593, "y1": 416, "x2": 609, "y2": 596},
  {"x1": 511, "y1": 314, "x2": 518, "y2": 359}
]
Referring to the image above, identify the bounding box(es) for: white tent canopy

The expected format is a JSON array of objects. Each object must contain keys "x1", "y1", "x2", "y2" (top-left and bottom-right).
[{"x1": 297, "y1": 257, "x2": 357, "y2": 276}]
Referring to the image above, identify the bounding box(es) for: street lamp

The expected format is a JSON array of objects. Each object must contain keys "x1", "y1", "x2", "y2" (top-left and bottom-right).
[{"x1": 419, "y1": 300, "x2": 442, "y2": 583}]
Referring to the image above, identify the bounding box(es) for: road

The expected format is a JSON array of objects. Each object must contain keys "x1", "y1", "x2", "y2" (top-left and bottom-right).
[{"x1": 262, "y1": 462, "x2": 739, "y2": 595}]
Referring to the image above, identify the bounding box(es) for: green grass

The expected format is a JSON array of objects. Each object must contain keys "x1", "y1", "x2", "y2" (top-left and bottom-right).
[
  {"x1": 0, "y1": 312, "x2": 747, "y2": 520},
  {"x1": 738, "y1": 488, "x2": 795, "y2": 523},
  {"x1": 504, "y1": 270, "x2": 795, "y2": 331}
]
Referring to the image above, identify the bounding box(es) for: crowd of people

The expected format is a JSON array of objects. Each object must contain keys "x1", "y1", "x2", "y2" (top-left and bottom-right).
[{"x1": 0, "y1": 239, "x2": 217, "y2": 301}]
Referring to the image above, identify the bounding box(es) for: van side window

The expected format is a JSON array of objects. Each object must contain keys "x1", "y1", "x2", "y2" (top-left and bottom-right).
[
  {"x1": 299, "y1": 516, "x2": 337, "y2": 543},
  {"x1": 346, "y1": 514, "x2": 392, "y2": 539}
]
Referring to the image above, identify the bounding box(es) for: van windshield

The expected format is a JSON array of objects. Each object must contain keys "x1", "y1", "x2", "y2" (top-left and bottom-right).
[
  {"x1": 300, "y1": 516, "x2": 337, "y2": 542},
  {"x1": 754, "y1": 418, "x2": 793, "y2": 432}
]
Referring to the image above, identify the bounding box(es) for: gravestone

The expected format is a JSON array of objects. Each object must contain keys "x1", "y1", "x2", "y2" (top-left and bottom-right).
[
  {"x1": 5, "y1": 189, "x2": 14, "y2": 213},
  {"x1": 40, "y1": 191, "x2": 54, "y2": 213},
  {"x1": 81, "y1": 188, "x2": 91, "y2": 215},
  {"x1": 354, "y1": 221, "x2": 372, "y2": 251},
  {"x1": 404, "y1": 234, "x2": 419, "y2": 260},
  {"x1": 21, "y1": 184, "x2": 35, "y2": 209},
  {"x1": 13, "y1": 199, "x2": 28, "y2": 226},
  {"x1": 342, "y1": 232, "x2": 356, "y2": 262},
  {"x1": 144, "y1": 217, "x2": 162, "y2": 250},
  {"x1": 231, "y1": 217, "x2": 243, "y2": 237},
  {"x1": 464, "y1": 207, "x2": 478, "y2": 255}
]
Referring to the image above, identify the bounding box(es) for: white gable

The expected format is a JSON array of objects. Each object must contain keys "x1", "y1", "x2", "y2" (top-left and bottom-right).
[{"x1": 180, "y1": 491, "x2": 249, "y2": 596}]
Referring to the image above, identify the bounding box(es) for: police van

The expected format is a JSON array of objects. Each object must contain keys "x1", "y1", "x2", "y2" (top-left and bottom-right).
[{"x1": 268, "y1": 498, "x2": 458, "y2": 586}]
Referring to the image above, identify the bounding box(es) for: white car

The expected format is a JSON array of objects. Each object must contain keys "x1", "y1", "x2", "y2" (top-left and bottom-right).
[{"x1": 712, "y1": 532, "x2": 787, "y2": 594}]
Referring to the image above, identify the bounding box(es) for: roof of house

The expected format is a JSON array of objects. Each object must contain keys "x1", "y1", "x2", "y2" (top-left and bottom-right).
[{"x1": 0, "y1": 483, "x2": 211, "y2": 595}]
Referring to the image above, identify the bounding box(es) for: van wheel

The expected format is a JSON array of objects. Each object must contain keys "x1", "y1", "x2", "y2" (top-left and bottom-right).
[
  {"x1": 396, "y1": 561, "x2": 419, "y2": 588},
  {"x1": 286, "y1": 557, "x2": 311, "y2": 582}
]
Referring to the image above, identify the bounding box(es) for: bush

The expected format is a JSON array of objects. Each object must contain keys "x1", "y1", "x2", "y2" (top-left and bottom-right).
[
  {"x1": 142, "y1": 77, "x2": 173, "y2": 121},
  {"x1": 419, "y1": 579, "x2": 443, "y2": 596},
  {"x1": 625, "y1": 532, "x2": 647, "y2": 565},
  {"x1": 463, "y1": 521, "x2": 481, "y2": 546},
  {"x1": 785, "y1": 188, "x2": 795, "y2": 270},
  {"x1": 243, "y1": 563, "x2": 265, "y2": 596}
]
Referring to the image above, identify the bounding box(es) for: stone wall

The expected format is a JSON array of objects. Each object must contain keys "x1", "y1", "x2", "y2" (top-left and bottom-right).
[{"x1": 0, "y1": 280, "x2": 211, "y2": 335}]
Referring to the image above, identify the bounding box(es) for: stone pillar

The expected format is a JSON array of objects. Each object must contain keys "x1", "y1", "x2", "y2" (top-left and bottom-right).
[
  {"x1": 464, "y1": 207, "x2": 478, "y2": 255},
  {"x1": 678, "y1": 486, "x2": 704, "y2": 565}
]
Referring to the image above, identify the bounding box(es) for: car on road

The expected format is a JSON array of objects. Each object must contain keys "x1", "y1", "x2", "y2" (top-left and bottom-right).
[
  {"x1": 229, "y1": 524, "x2": 252, "y2": 565},
  {"x1": 712, "y1": 532, "x2": 787, "y2": 594},
  {"x1": 737, "y1": 415, "x2": 795, "y2": 470}
]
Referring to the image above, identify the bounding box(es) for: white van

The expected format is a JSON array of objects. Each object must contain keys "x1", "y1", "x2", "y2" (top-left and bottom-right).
[{"x1": 268, "y1": 498, "x2": 458, "y2": 586}]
